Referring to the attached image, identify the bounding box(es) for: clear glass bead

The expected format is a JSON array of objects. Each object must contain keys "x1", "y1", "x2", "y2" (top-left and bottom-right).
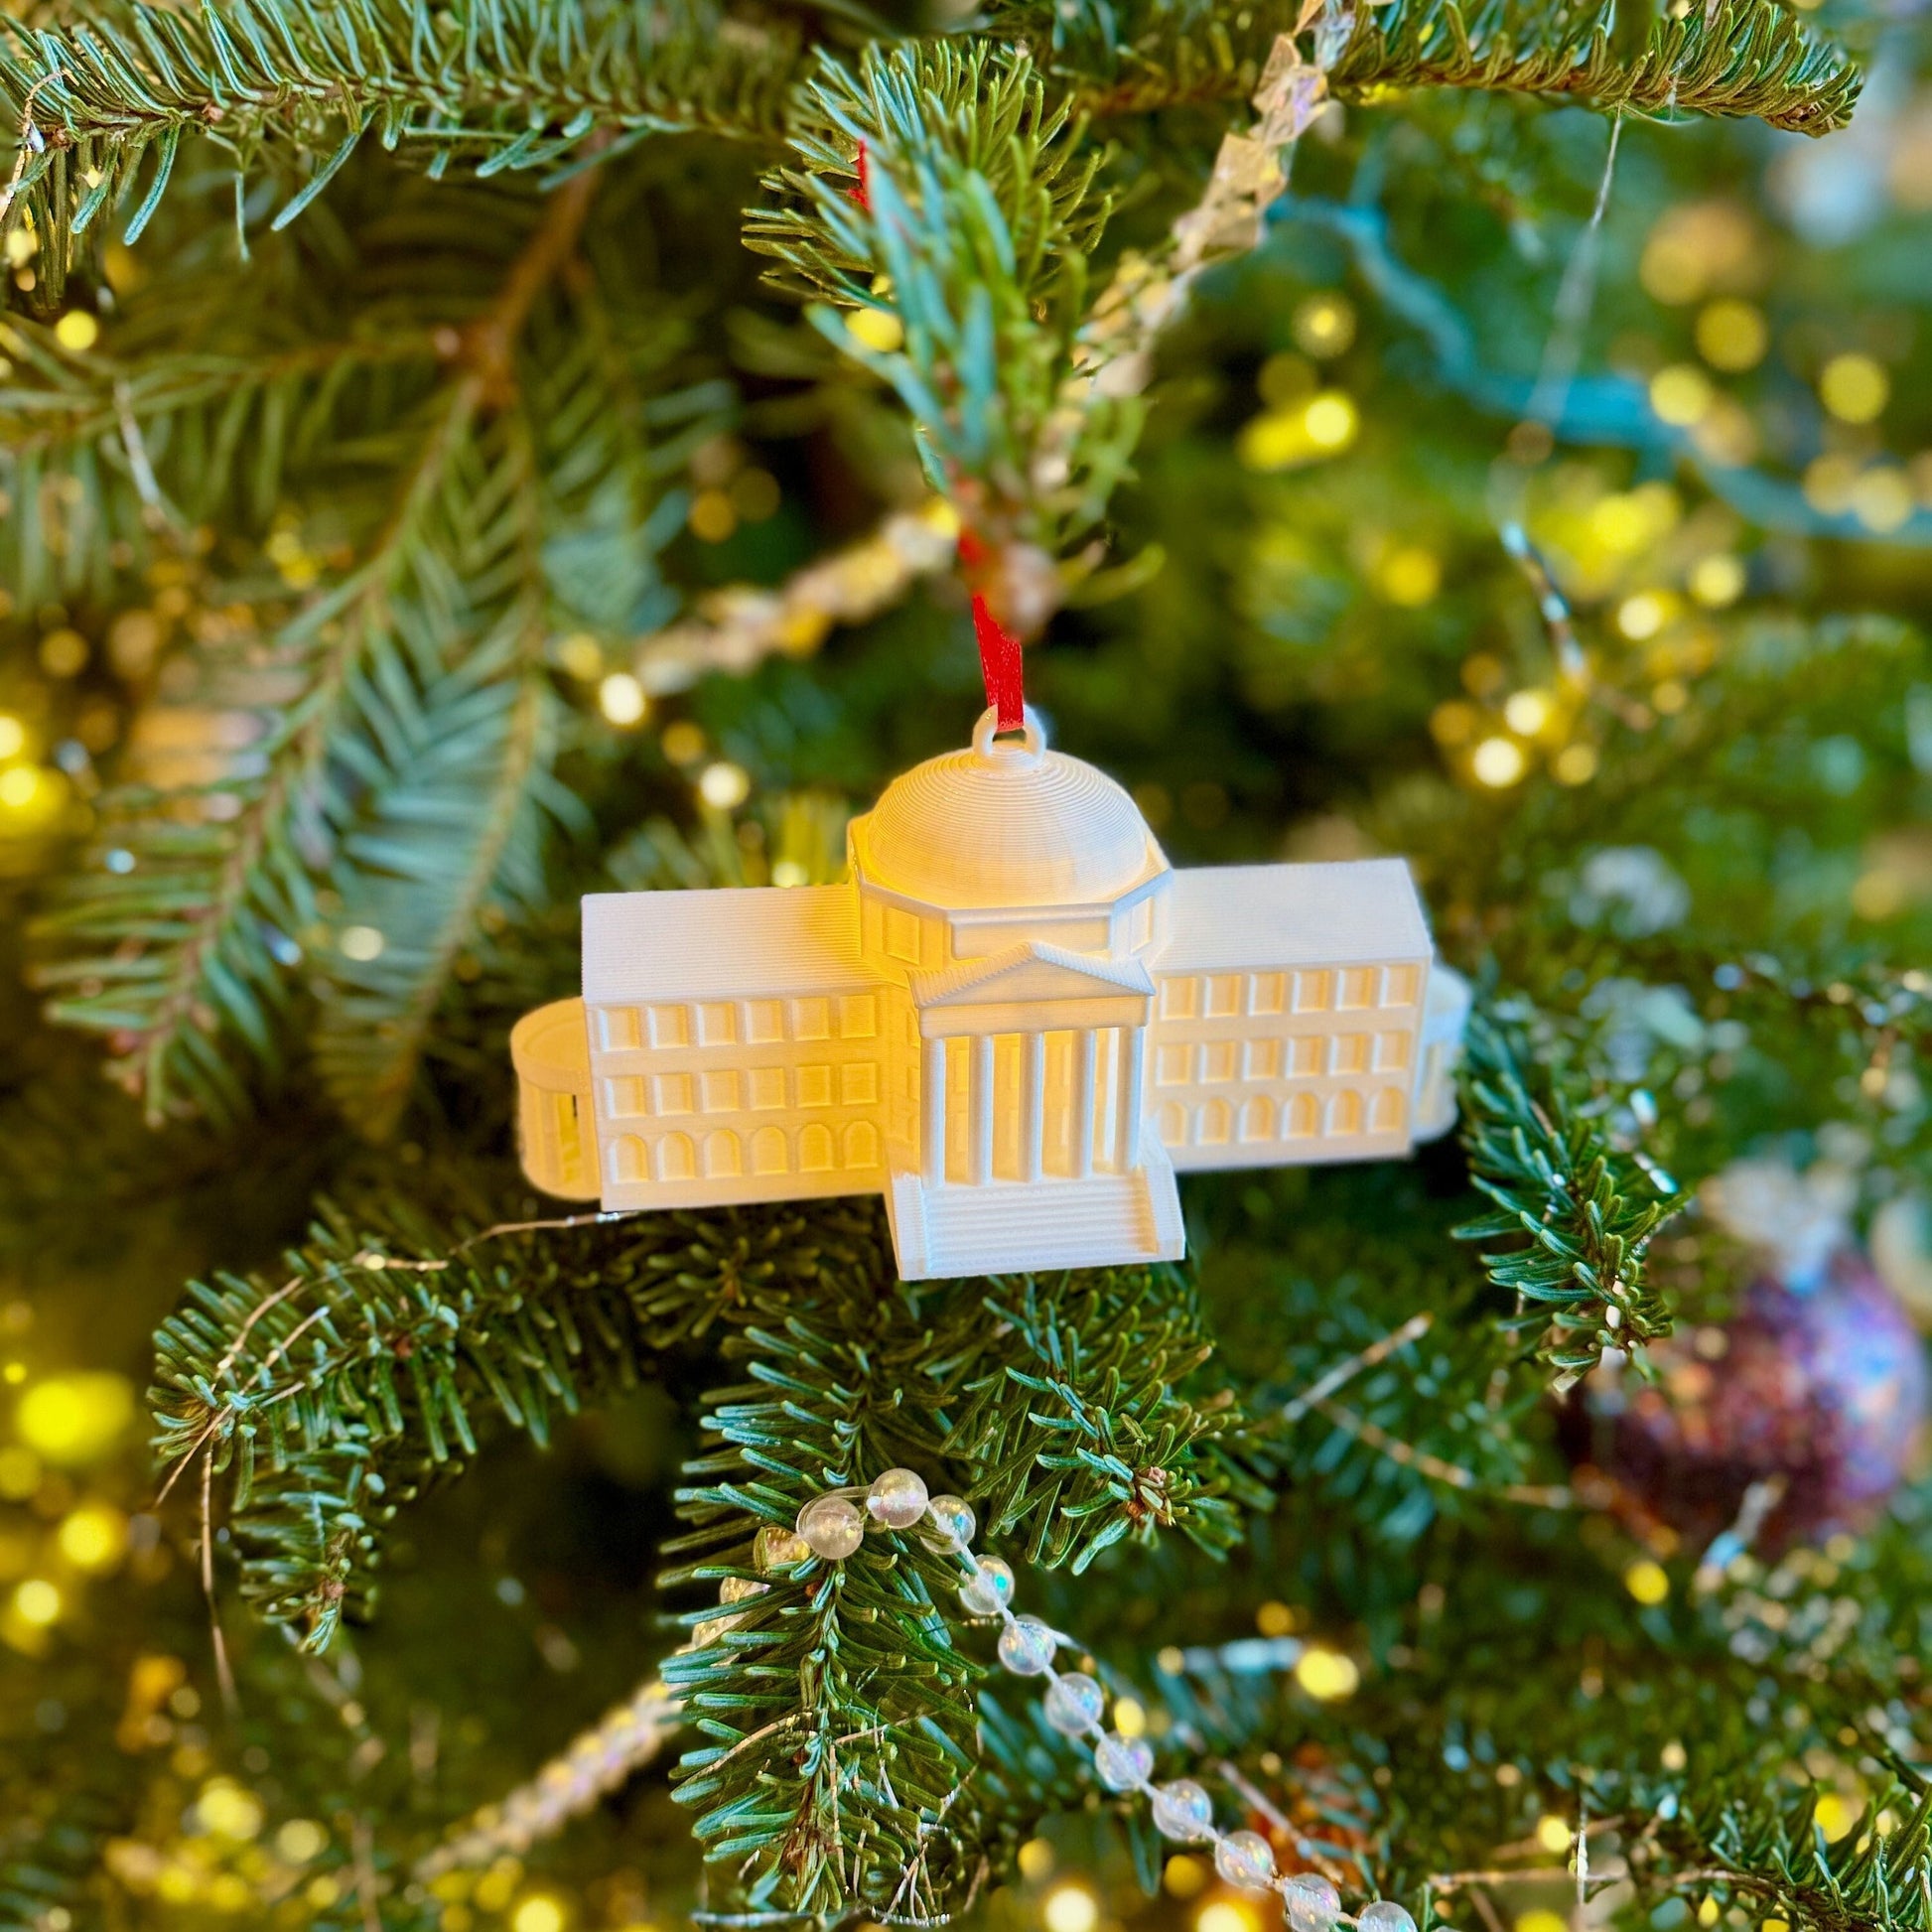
[
  {"x1": 1150, "y1": 1778, "x2": 1215, "y2": 1843},
  {"x1": 753, "y1": 1525, "x2": 812, "y2": 1571},
  {"x1": 1281, "y1": 1872, "x2": 1342, "y2": 1932},
  {"x1": 921, "y1": 1493, "x2": 977, "y2": 1553},
  {"x1": 719, "y1": 1575, "x2": 766, "y2": 1604},
  {"x1": 867, "y1": 1467, "x2": 929, "y2": 1529},
  {"x1": 1357, "y1": 1905, "x2": 1417, "y2": 1932},
  {"x1": 1043, "y1": 1672, "x2": 1105, "y2": 1735},
  {"x1": 795, "y1": 1493, "x2": 865, "y2": 1560},
  {"x1": 997, "y1": 1614, "x2": 1057, "y2": 1676},
  {"x1": 958, "y1": 1555, "x2": 1015, "y2": 1616},
  {"x1": 1213, "y1": 1829, "x2": 1276, "y2": 1891},
  {"x1": 1092, "y1": 1731, "x2": 1153, "y2": 1793}
]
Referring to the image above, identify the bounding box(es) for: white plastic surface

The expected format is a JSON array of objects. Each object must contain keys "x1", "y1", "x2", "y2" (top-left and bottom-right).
[{"x1": 512, "y1": 708, "x2": 1469, "y2": 1280}]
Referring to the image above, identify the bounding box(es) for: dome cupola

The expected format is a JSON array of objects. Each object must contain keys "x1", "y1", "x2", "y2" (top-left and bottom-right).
[{"x1": 853, "y1": 708, "x2": 1164, "y2": 909}]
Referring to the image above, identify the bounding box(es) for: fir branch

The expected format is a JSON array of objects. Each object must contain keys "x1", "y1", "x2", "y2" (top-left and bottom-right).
[
  {"x1": 1454, "y1": 1007, "x2": 1682, "y2": 1385},
  {"x1": 1032, "y1": 0, "x2": 1858, "y2": 135},
  {"x1": 149, "y1": 1191, "x2": 841, "y2": 1647},
  {"x1": 0, "y1": 0, "x2": 811, "y2": 266},
  {"x1": 940, "y1": 1268, "x2": 1264, "y2": 1572}
]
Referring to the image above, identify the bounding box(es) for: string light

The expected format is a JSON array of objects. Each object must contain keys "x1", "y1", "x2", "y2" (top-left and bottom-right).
[
  {"x1": 698, "y1": 761, "x2": 751, "y2": 810},
  {"x1": 1818, "y1": 352, "x2": 1887, "y2": 424},
  {"x1": 1648, "y1": 365, "x2": 1713, "y2": 427},
  {"x1": 598, "y1": 672, "x2": 647, "y2": 727},
  {"x1": 16, "y1": 1373, "x2": 135, "y2": 1465},
  {"x1": 1293, "y1": 1647, "x2": 1359, "y2": 1701},
  {"x1": 1043, "y1": 1884, "x2": 1099, "y2": 1932},
  {"x1": 13, "y1": 1579, "x2": 62, "y2": 1626},
  {"x1": 54, "y1": 311, "x2": 99, "y2": 351},
  {"x1": 1470, "y1": 738, "x2": 1527, "y2": 788},
  {"x1": 1624, "y1": 1560, "x2": 1670, "y2": 1605}
]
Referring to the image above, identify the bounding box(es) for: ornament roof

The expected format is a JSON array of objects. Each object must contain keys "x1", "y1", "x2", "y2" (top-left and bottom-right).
[{"x1": 855, "y1": 708, "x2": 1163, "y2": 909}]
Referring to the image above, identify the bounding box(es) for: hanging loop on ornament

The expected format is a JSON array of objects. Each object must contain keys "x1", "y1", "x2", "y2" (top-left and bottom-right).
[{"x1": 970, "y1": 703, "x2": 1048, "y2": 769}]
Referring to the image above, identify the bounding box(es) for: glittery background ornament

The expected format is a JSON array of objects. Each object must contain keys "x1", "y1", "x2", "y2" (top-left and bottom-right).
[{"x1": 1565, "y1": 1160, "x2": 1928, "y2": 1555}]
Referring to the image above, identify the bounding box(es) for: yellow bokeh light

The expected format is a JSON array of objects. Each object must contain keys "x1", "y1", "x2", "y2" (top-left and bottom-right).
[
  {"x1": 276, "y1": 1819, "x2": 328, "y2": 1863},
  {"x1": 1853, "y1": 468, "x2": 1914, "y2": 534},
  {"x1": 1112, "y1": 1696, "x2": 1147, "y2": 1737},
  {"x1": 196, "y1": 1778, "x2": 265, "y2": 1841},
  {"x1": 512, "y1": 1896, "x2": 567, "y2": 1932},
  {"x1": 1378, "y1": 547, "x2": 1441, "y2": 607},
  {"x1": 13, "y1": 1578, "x2": 62, "y2": 1626},
  {"x1": 1617, "y1": 593, "x2": 1670, "y2": 641},
  {"x1": 1164, "y1": 1855, "x2": 1208, "y2": 1899},
  {"x1": 699, "y1": 761, "x2": 751, "y2": 810},
  {"x1": 1695, "y1": 299, "x2": 1768, "y2": 371},
  {"x1": 1624, "y1": 1560, "x2": 1670, "y2": 1605},
  {"x1": 55, "y1": 310, "x2": 100, "y2": 351},
  {"x1": 0, "y1": 715, "x2": 25, "y2": 759},
  {"x1": 599, "y1": 672, "x2": 647, "y2": 728},
  {"x1": 1043, "y1": 1884, "x2": 1098, "y2": 1932},
  {"x1": 1018, "y1": 1838, "x2": 1055, "y2": 1881},
  {"x1": 57, "y1": 1505, "x2": 126, "y2": 1571},
  {"x1": 1819, "y1": 352, "x2": 1887, "y2": 424},
  {"x1": 1690, "y1": 554, "x2": 1745, "y2": 608},
  {"x1": 1293, "y1": 293, "x2": 1356, "y2": 358},
  {"x1": 1294, "y1": 1645, "x2": 1360, "y2": 1700},
  {"x1": 1304, "y1": 393, "x2": 1357, "y2": 451},
  {"x1": 1255, "y1": 1599, "x2": 1296, "y2": 1637},
  {"x1": 1198, "y1": 1902, "x2": 1259, "y2": 1932},
  {"x1": 689, "y1": 487, "x2": 737, "y2": 543},
  {"x1": 1697, "y1": 1901, "x2": 1720, "y2": 1929},
  {"x1": 1469, "y1": 738, "x2": 1527, "y2": 789},
  {"x1": 1803, "y1": 454, "x2": 1861, "y2": 517},
  {"x1": 847, "y1": 308, "x2": 904, "y2": 354},
  {"x1": 1553, "y1": 743, "x2": 1598, "y2": 786},
  {"x1": 1649, "y1": 364, "x2": 1714, "y2": 427},
  {"x1": 1814, "y1": 1792, "x2": 1860, "y2": 1842},
  {"x1": 17, "y1": 1374, "x2": 135, "y2": 1465},
  {"x1": 0, "y1": 765, "x2": 44, "y2": 809},
  {"x1": 1516, "y1": 1913, "x2": 1569, "y2": 1932},
  {"x1": 1534, "y1": 1814, "x2": 1573, "y2": 1855},
  {"x1": 1502, "y1": 690, "x2": 1552, "y2": 737}
]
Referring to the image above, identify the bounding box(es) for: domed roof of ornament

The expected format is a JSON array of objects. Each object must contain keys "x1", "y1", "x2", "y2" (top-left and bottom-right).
[{"x1": 859, "y1": 710, "x2": 1162, "y2": 909}]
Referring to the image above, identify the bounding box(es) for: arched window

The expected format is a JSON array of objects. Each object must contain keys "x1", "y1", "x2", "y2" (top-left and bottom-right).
[
  {"x1": 1239, "y1": 1095, "x2": 1275, "y2": 1144},
  {"x1": 1326, "y1": 1090, "x2": 1362, "y2": 1137},
  {"x1": 1158, "y1": 1102, "x2": 1189, "y2": 1149},
  {"x1": 657, "y1": 1132, "x2": 696, "y2": 1181},
  {"x1": 843, "y1": 1121, "x2": 880, "y2": 1171},
  {"x1": 1371, "y1": 1087, "x2": 1406, "y2": 1133},
  {"x1": 1285, "y1": 1092, "x2": 1319, "y2": 1138},
  {"x1": 704, "y1": 1130, "x2": 744, "y2": 1178},
  {"x1": 1199, "y1": 1097, "x2": 1232, "y2": 1146},
  {"x1": 752, "y1": 1126, "x2": 789, "y2": 1175},
  {"x1": 800, "y1": 1123, "x2": 835, "y2": 1172},
  {"x1": 610, "y1": 1135, "x2": 647, "y2": 1182}
]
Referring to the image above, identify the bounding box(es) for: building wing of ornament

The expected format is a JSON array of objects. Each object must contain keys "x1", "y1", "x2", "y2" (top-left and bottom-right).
[{"x1": 1147, "y1": 861, "x2": 1433, "y2": 1171}]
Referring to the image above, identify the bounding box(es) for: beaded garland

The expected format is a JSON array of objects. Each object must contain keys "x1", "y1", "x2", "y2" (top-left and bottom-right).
[{"x1": 791, "y1": 1468, "x2": 1419, "y2": 1932}]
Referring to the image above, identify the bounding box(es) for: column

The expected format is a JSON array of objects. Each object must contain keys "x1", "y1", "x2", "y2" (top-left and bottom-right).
[
  {"x1": 922, "y1": 1035, "x2": 946, "y2": 1187},
  {"x1": 1115, "y1": 1024, "x2": 1146, "y2": 1173},
  {"x1": 1021, "y1": 1032, "x2": 1046, "y2": 1183},
  {"x1": 1072, "y1": 1029, "x2": 1097, "y2": 1180},
  {"x1": 971, "y1": 1033, "x2": 996, "y2": 1184}
]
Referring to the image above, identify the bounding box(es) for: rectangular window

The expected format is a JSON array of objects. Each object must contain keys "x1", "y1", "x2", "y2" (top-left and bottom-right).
[
  {"x1": 605, "y1": 1076, "x2": 648, "y2": 1118},
  {"x1": 648, "y1": 1005, "x2": 691, "y2": 1048},
  {"x1": 1287, "y1": 1036, "x2": 1322, "y2": 1076},
  {"x1": 839, "y1": 995, "x2": 879, "y2": 1038},
  {"x1": 1202, "y1": 1038, "x2": 1238, "y2": 1083},
  {"x1": 1337, "y1": 967, "x2": 1376, "y2": 1011},
  {"x1": 1382, "y1": 963, "x2": 1422, "y2": 1008},
  {"x1": 751, "y1": 1067, "x2": 786, "y2": 1110},
  {"x1": 701, "y1": 1070, "x2": 743, "y2": 1113},
  {"x1": 841, "y1": 1062, "x2": 880, "y2": 1106},
  {"x1": 1373, "y1": 1032, "x2": 1413, "y2": 1073},
  {"x1": 1250, "y1": 973, "x2": 1286, "y2": 1016},
  {"x1": 599, "y1": 1007, "x2": 641, "y2": 1050},
  {"x1": 792, "y1": 998, "x2": 832, "y2": 1041},
  {"x1": 797, "y1": 1065, "x2": 834, "y2": 1107},
  {"x1": 1243, "y1": 1037, "x2": 1284, "y2": 1081},
  {"x1": 885, "y1": 906, "x2": 922, "y2": 965},
  {"x1": 698, "y1": 1003, "x2": 737, "y2": 1046},
  {"x1": 1293, "y1": 971, "x2": 1332, "y2": 1014},
  {"x1": 1159, "y1": 977, "x2": 1199, "y2": 1021},
  {"x1": 1328, "y1": 1034, "x2": 1370, "y2": 1076},
  {"x1": 1154, "y1": 1042, "x2": 1194, "y2": 1087},
  {"x1": 747, "y1": 1000, "x2": 785, "y2": 1043},
  {"x1": 652, "y1": 1071, "x2": 694, "y2": 1115},
  {"x1": 1205, "y1": 975, "x2": 1241, "y2": 1018}
]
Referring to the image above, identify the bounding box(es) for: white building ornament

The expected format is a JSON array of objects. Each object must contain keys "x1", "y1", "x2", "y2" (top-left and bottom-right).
[{"x1": 511, "y1": 709, "x2": 1471, "y2": 1281}]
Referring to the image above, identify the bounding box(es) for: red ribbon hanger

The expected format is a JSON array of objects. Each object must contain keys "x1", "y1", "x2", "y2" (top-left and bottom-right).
[{"x1": 956, "y1": 529, "x2": 1026, "y2": 733}]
